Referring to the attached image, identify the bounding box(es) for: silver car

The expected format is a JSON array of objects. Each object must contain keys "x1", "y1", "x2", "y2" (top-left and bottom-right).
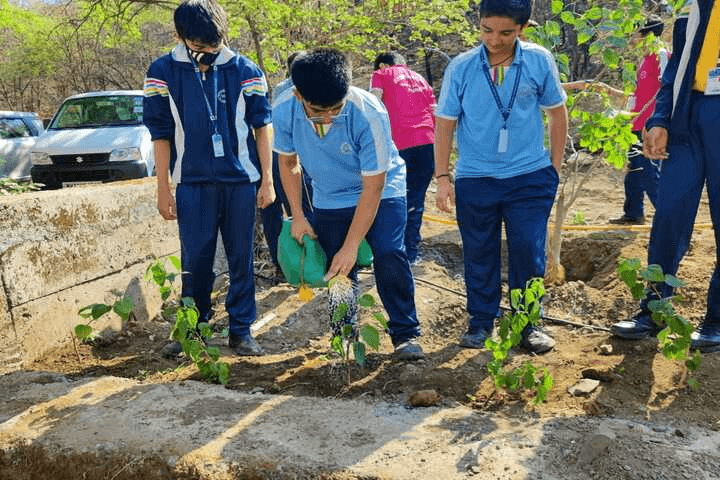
[
  {"x1": 0, "y1": 111, "x2": 45, "y2": 181},
  {"x1": 30, "y1": 91, "x2": 154, "y2": 189}
]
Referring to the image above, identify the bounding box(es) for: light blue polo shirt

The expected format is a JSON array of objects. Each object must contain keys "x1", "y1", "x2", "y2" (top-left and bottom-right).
[
  {"x1": 436, "y1": 41, "x2": 566, "y2": 179},
  {"x1": 273, "y1": 85, "x2": 406, "y2": 209}
]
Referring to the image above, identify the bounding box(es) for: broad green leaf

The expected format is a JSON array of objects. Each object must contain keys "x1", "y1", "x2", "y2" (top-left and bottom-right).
[
  {"x1": 205, "y1": 346, "x2": 221, "y2": 361},
  {"x1": 331, "y1": 335, "x2": 345, "y2": 358},
  {"x1": 353, "y1": 341, "x2": 366, "y2": 365},
  {"x1": 360, "y1": 325, "x2": 380, "y2": 350},
  {"x1": 602, "y1": 49, "x2": 620, "y2": 68},
  {"x1": 560, "y1": 11, "x2": 575, "y2": 25},
  {"x1": 641, "y1": 264, "x2": 665, "y2": 283},
  {"x1": 80, "y1": 303, "x2": 112, "y2": 320},
  {"x1": 160, "y1": 286, "x2": 172, "y2": 301},
  {"x1": 577, "y1": 31, "x2": 592, "y2": 45},
  {"x1": 169, "y1": 255, "x2": 182, "y2": 272},
  {"x1": 113, "y1": 297, "x2": 134, "y2": 321},
  {"x1": 686, "y1": 349, "x2": 701, "y2": 372},
  {"x1": 74, "y1": 323, "x2": 93, "y2": 340},
  {"x1": 551, "y1": 0, "x2": 564, "y2": 14},
  {"x1": 664, "y1": 274, "x2": 684, "y2": 288},
  {"x1": 217, "y1": 362, "x2": 230, "y2": 385},
  {"x1": 332, "y1": 303, "x2": 349, "y2": 323},
  {"x1": 358, "y1": 294, "x2": 375, "y2": 307},
  {"x1": 373, "y1": 312, "x2": 388, "y2": 329},
  {"x1": 586, "y1": 6, "x2": 603, "y2": 19}
]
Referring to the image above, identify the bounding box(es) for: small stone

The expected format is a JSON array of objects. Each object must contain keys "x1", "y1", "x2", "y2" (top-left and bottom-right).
[
  {"x1": 408, "y1": 389, "x2": 441, "y2": 407},
  {"x1": 577, "y1": 434, "x2": 612, "y2": 464},
  {"x1": 598, "y1": 344, "x2": 613, "y2": 355},
  {"x1": 568, "y1": 378, "x2": 600, "y2": 396}
]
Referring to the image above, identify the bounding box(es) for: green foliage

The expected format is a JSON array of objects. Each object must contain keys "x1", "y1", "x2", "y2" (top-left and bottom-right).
[
  {"x1": 145, "y1": 256, "x2": 230, "y2": 384},
  {"x1": 526, "y1": 0, "x2": 651, "y2": 170},
  {"x1": 76, "y1": 290, "x2": 133, "y2": 341},
  {"x1": 484, "y1": 278, "x2": 554, "y2": 404},
  {"x1": 571, "y1": 211, "x2": 586, "y2": 225},
  {"x1": 329, "y1": 285, "x2": 387, "y2": 375},
  {"x1": 617, "y1": 258, "x2": 701, "y2": 385},
  {"x1": 0, "y1": 178, "x2": 42, "y2": 195},
  {"x1": 572, "y1": 108, "x2": 637, "y2": 169},
  {"x1": 75, "y1": 256, "x2": 230, "y2": 385}
]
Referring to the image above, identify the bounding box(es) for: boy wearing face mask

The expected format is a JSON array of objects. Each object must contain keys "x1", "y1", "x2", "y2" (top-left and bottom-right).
[{"x1": 143, "y1": 0, "x2": 274, "y2": 356}]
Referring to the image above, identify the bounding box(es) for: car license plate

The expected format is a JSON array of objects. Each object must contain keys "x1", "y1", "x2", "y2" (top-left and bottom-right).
[{"x1": 62, "y1": 181, "x2": 102, "y2": 187}]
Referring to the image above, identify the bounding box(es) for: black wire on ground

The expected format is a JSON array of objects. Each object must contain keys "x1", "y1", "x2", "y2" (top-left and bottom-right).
[{"x1": 360, "y1": 271, "x2": 612, "y2": 333}]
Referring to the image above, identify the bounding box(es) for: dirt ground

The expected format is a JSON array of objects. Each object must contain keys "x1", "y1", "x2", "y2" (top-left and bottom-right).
[{"x1": 2, "y1": 160, "x2": 720, "y2": 479}]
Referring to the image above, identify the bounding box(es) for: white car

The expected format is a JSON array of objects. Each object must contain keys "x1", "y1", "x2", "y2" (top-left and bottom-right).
[
  {"x1": 0, "y1": 111, "x2": 45, "y2": 181},
  {"x1": 30, "y1": 90, "x2": 154, "y2": 189}
]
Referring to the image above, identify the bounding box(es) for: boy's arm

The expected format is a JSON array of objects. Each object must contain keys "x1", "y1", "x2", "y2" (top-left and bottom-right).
[
  {"x1": 546, "y1": 104, "x2": 568, "y2": 171},
  {"x1": 324, "y1": 173, "x2": 385, "y2": 281},
  {"x1": 434, "y1": 117, "x2": 457, "y2": 213},
  {"x1": 254, "y1": 124, "x2": 275, "y2": 208},
  {"x1": 154, "y1": 139, "x2": 176, "y2": 220},
  {"x1": 278, "y1": 152, "x2": 314, "y2": 242}
]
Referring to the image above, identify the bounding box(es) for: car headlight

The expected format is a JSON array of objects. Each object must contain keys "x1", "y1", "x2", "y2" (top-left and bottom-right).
[
  {"x1": 31, "y1": 152, "x2": 51, "y2": 165},
  {"x1": 109, "y1": 147, "x2": 142, "y2": 162}
]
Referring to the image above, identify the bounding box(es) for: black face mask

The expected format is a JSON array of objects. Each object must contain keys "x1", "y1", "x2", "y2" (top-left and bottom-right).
[{"x1": 187, "y1": 46, "x2": 220, "y2": 66}]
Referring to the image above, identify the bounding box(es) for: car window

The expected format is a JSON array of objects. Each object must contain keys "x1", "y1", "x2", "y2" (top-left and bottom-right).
[
  {"x1": 50, "y1": 95, "x2": 144, "y2": 129},
  {"x1": 0, "y1": 118, "x2": 32, "y2": 139}
]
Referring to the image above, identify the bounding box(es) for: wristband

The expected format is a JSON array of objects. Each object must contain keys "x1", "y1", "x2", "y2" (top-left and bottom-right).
[{"x1": 435, "y1": 173, "x2": 452, "y2": 180}]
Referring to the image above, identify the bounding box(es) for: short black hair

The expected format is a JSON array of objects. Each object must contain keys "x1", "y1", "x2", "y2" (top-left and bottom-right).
[
  {"x1": 478, "y1": 0, "x2": 533, "y2": 26},
  {"x1": 174, "y1": 0, "x2": 228, "y2": 47},
  {"x1": 639, "y1": 15, "x2": 664, "y2": 37},
  {"x1": 373, "y1": 52, "x2": 406, "y2": 70},
  {"x1": 291, "y1": 48, "x2": 351, "y2": 107}
]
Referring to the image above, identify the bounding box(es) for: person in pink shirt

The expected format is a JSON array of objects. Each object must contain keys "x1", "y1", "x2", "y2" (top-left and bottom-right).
[
  {"x1": 609, "y1": 16, "x2": 669, "y2": 225},
  {"x1": 371, "y1": 52, "x2": 436, "y2": 263}
]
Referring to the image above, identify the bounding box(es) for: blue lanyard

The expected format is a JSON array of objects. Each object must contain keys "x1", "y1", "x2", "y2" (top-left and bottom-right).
[
  {"x1": 191, "y1": 64, "x2": 219, "y2": 134},
  {"x1": 482, "y1": 53, "x2": 523, "y2": 129}
]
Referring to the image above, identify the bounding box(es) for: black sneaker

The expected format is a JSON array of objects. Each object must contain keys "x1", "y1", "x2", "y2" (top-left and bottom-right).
[
  {"x1": 458, "y1": 328, "x2": 492, "y2": 349},
  {"x1": 611, "y1": 310, "x2": 663, "y2": 340},
  {"x1": 690, "y1": 322, "x2": 720, "y2": 352},
  {"x1": 229, "y1": 333, "x2": 264, "y2": 356},
  {"x1": 394, "y1": 339, "x2": 425, "y2": 361},
  {"x1": 521, "y1": 325, "x2": 555, "y2": 354},
  {"x1": 609, "y1": 215, "x2": 645, "y2": 225}
]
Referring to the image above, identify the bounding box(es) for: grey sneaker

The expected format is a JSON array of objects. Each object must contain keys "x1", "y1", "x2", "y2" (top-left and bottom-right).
[
  {"x1": 459, "y1": 328, "x2": 493, "y2": 349},
  {"x1": 160, "y1": 340, "x2": 183, "y2": 358},
  {"x1": 521, "y1": 325, "x2": 555, "y2": 354},
  {"x1": 394, "y1": 339, "x2": 425, "y2": 361},
  {"x1": 229, "y1": 333, "x2": 264, "y2": 356}
]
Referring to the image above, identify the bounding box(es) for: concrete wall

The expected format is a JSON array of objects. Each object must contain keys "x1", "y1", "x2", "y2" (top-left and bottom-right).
[{"x1": 0, "y1": 178, "x2": 180, "y2": 373}]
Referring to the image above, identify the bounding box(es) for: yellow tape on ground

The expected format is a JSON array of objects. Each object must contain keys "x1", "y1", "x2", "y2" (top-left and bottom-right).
[{"x1": 422, "y1": 214, "x2": 713, "y2": 232}]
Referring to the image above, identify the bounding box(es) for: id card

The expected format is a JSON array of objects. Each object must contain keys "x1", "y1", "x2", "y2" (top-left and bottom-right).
[
  {"x1": 498, "y1": 128, "x2": 508, "y2": 153},
  {"x1": 705, "y1": 67, "x2": 720, "y2": 95},
  {"x1": 212, "y1": 133, "x2": 225, "y2": 157}
]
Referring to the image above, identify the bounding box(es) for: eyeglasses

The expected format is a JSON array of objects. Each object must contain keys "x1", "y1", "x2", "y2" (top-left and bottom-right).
[
  {"x1": 185, "y1": 40, "x2": 221, "y2": 53},
  {"x1": 302, "y1": 99, "x2": 346, "y2": 123}
]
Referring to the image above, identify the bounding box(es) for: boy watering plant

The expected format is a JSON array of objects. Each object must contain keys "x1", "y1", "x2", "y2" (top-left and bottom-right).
[
  {"x1": 143, "y1": 0, "x2": 274, "y2": 356},
  {"x1": 434, "y1": 0, "x2": 568, "y2": 353},
  {"x1": 274, "y1": 48, "x2": 424, "y2": 361}
]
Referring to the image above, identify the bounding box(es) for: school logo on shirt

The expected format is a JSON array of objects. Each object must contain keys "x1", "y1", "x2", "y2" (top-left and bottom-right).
[
  {"x1": 218, "y1": 88, "x2": 227, "y2": 104},
  {"x1": 340, "y1": 142, "x2": 352, "y2": 155}
]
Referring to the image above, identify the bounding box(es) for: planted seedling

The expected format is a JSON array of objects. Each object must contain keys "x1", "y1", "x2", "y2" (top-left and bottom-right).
[
  {"x1": 328, "y1": 275, "x2": 388, "y2": 384},
  {"x1": 75, "y1": 255, "x2": 230, "y2": 385},
  {"x1": 618, "y1": 258, "x2": 701, "y2": 388},
  {"x1": 484, "y1": 278, "x2": 554, "y2": 405}
]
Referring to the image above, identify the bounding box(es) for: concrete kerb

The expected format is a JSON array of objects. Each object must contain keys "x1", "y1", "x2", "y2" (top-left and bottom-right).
[{"x1": 0, "y1": 178, "x2": 180, "y2": 374}]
